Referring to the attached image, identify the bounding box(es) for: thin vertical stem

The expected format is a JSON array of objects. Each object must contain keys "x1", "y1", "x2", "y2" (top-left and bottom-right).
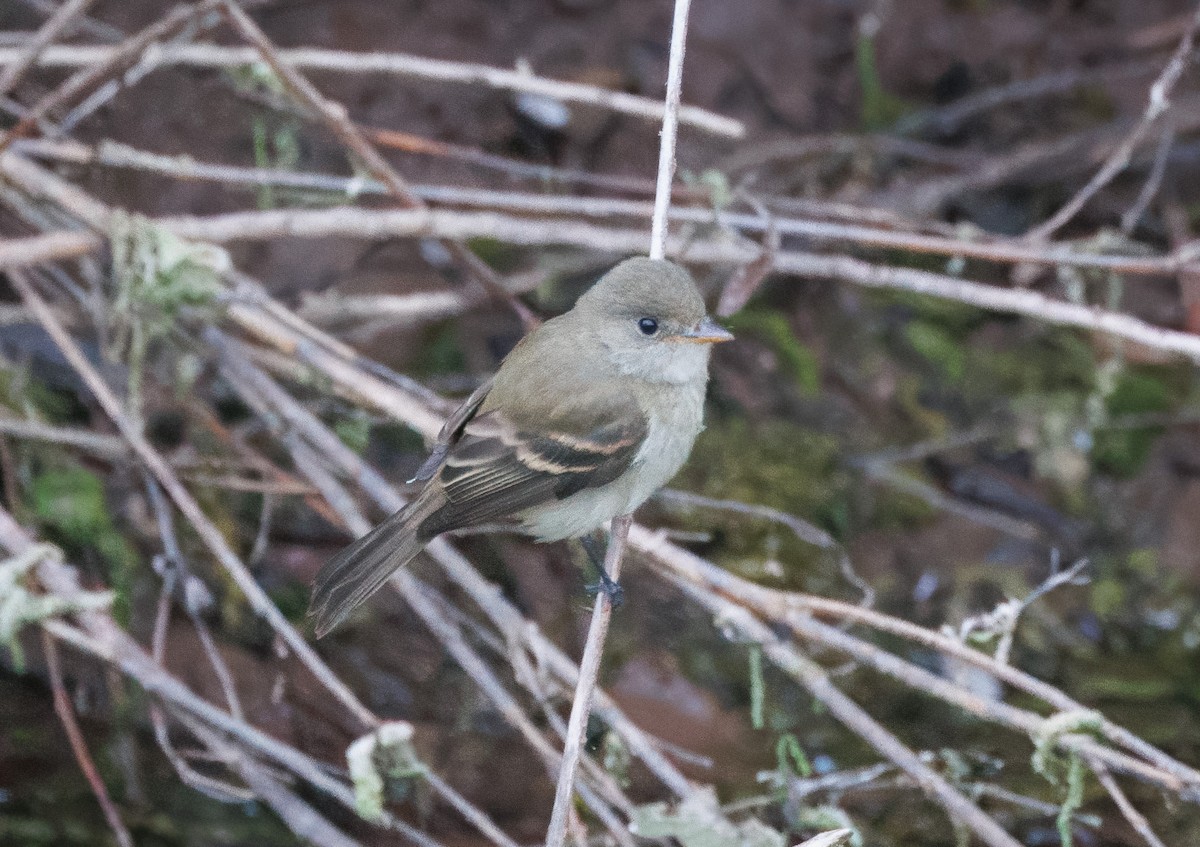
[
  {"x1": 543, "y1": 514, "x2": 632, "y2": 847},
  {"x1": 648, "y1": 0, "x2": 693, "y2": 260}
]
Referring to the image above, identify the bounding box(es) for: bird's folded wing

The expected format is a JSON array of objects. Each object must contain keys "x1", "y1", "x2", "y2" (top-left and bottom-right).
[
  {"x1": 419, "y1": 394, "x2": 647, "y2": 537},
  {"x1": 410, "y1": 375, "x2": 495, "y2": 483}
]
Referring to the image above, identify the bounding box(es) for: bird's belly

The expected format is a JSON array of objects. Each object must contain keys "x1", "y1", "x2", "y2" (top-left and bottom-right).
[{"x1": 519, "y1": 387, "x2": 704, "y2": 541}]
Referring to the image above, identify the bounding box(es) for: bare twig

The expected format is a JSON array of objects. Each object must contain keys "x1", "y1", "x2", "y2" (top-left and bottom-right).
[
  {"x1": 668, "y1": 578, "x2": 1025, "y2": 847},
  {"x1": 0, "y1": 1, "x2": 223, "y2": 154},
  {"x1": 41, "y1": 629, "x2": 135, "y2": 847},
  {"x1": 0, "y1": 42, "x2": 744, "y2": 137},
  {"x1": 634, "y1": 528, "x2": 1200, "y2": 798},
  {"x1": 1086, "y1": 755, "x2": 1169, "y2": 847},
  {"x1": 148, "y1": 202, "x2": 1197, "y2": 278},
  {"x1": 138, "y1": 205, "x2": 1200, "y2": 362},
  {"x1": 1026, "y1": 6, "x2": 1200, "y2": 240},
  {"x1": 10, "y1": 137, "x2": 1195, "y2": 278},
  {"x1": 895, "y1": 58, "x2": 1167, "y2": 137},
  {"x1": 656, "y1": 488, "x2": 872, "y2": 607},
  {"x1": 218, "y1": 0, "x2": 536, "y2": 329},
  {"x1": 0, "y1": 503, "x2": 441, "y2": 847},
  {"x1": 0, "y1": 0, "x2": 97, "y2": 99},
  {"x1": 0, "y1": 228, "x2": 103, "y2": 270},
  {"x1": 648, "y1": 0, "x2": 692, "y2": 260},
  {"x1": 180, "y1": 716, "x2": 363, "y2": 847},
  {"x1": 1121, "y1": 121, "x2": 1175, "y2": 234},
  {"x1": 0, "y1": 416, "x2": 127, "y2": 457},
  {"x1": 7, "y1": 269, "x2": 380, "y2": 730},
  {"x1": 544, "y1": 513, "x2": 632, "y2": 847}
]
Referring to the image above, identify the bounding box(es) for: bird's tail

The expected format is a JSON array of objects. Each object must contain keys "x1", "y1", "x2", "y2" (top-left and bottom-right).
[{"x1": 309, "y1": 494, "x2": 440, "y2": 637}]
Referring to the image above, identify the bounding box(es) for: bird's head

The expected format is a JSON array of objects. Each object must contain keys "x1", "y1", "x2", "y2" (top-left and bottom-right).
[{"x1": 573, "y1": 257, "x2": 733, "y2": 384}]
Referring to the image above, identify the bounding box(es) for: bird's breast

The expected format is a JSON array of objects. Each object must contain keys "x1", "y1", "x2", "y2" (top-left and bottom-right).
[{"x1": 519, "y1": 381, "x2": 705, "y2": 541}]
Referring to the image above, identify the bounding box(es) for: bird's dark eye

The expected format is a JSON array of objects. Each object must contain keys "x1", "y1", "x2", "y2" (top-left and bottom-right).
[{"x1": 638, "y1": 317, "x2": 659, "y2": 336}]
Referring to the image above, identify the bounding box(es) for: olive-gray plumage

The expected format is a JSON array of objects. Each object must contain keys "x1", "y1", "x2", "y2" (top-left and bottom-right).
[{"x1": 309, "y1": 257, "x2": 731, "y2": 636}]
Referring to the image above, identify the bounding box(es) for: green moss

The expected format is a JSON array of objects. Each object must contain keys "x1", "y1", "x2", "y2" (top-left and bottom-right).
[
  {"x1": 410, "y1": 323, "x2": 468, "y2": 378},
  {"x1": 855, "y1": 31, "x2": 909, "y2": 130},
  {"x1": 29, "y1": 466, "x2": 140, "y2": 624},
  {"x1": 904, "y1": 320, "x2": 967, "y2": 383},
  {"x1": 1091, "y1": 369, "x2": 1174, "y2": 477},
  {"x1": 464, "y1": 237, "x2": 523, "y2": 273},
  {"x1": 334, "y1": 410, "x2": 372, "y2": 455},
  {"x1": 672, "y1": 419, "x2": 851, "y2": 587},
  {"x1": 884, "y1": 290, "x2": 984, "y2": 334},
  {"x1": 726, "y1": 309, "x2": 820, "y2": 393},
  {"x1": 680, "y1": 419, "x2": 844, "y2": 527},
  {"x1": 268, "y1": 580, "x2": 311, "y2": 624}
]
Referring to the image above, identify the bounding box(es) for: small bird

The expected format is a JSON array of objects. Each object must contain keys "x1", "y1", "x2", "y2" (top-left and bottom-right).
[{"x1": 309, "y1": 257, "x2": 733, "y2": 636}]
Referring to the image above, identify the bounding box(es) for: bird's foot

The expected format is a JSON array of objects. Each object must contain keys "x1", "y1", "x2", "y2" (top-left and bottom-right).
[{"x1": 584, "y1": 568, "x2": 625, "y2": 608}]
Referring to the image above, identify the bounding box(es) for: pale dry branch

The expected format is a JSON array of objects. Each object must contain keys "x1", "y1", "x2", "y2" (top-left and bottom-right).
[
  {"x1": 544, "y1": 514, "x2": 632, "y2": 847},
  {"x1": 0, "y1": 42, "x2": 744, "y2": 137},
  {"x1": 0, "y1": 506, "x2": 442, "y2": 847},
  {"x1": 668, "y1": 577, "x2": 1026, "y2": 847},
  {"x1": 648, "y1": 0, "x2": 692, "y2": 261},
  {"x1": 218, "y1": 0, "x2": 536, "y2": 329},
  {"x1": 1086, "y1": 755, "x2": 1169, "y2": 847}
]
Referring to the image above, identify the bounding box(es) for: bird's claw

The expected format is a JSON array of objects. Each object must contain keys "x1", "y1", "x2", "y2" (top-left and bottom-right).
[{"x1": 584, "y1": 570, "x2": 624, "y2": 608}]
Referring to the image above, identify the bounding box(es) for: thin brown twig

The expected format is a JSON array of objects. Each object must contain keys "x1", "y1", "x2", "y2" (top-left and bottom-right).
[
  {"x1": 14, "y1": 132, "x2": 678, "y2": 202},
  {"x1": 41, "y1": 629, "x2": 135, "y2": 847},
  {"x1": 361, "y1": 124, "x2": 672, "y2": 197},
  {"x1": 0, "y1": 0, "x2": 98, "y2": 99}
]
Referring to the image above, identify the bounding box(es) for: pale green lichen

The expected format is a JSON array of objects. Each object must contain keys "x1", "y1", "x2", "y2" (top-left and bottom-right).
[
  {"x1": 1031, "y1": 709, "x2": 1104, "y2": 781},
  {"x1": 631, "y1": 787, "x2": 786, "y2": 847},
  {"x1": 346, "y1": 722, "x2": 426, "y2": 822},
  {"x1": 0, "y1": 544, "x2": 113, "y2": 670}
]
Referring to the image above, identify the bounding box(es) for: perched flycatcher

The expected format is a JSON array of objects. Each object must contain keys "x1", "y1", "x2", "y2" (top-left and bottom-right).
[{"x1": 310, "y1": 257, "x2": 733, "y2": 636}]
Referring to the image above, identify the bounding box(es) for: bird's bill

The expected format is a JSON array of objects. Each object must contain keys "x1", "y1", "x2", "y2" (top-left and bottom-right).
[{"x1": 678, "y1": 316, "x2": 735, "y2": 344}]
